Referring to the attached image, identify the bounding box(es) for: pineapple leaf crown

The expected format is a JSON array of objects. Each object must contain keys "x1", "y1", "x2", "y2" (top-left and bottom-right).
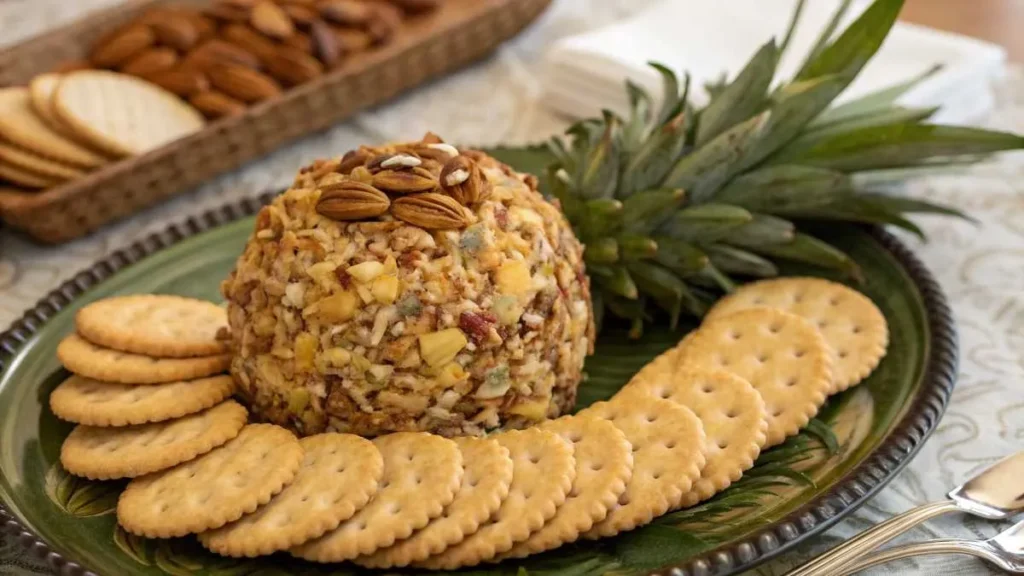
[{"x1": 548, "y1": 0, "x2": 1023, "y2": 337}]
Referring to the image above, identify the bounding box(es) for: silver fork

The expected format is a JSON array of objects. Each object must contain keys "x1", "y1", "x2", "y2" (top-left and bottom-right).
[
  {"x1": 787, "y1": 452, "x2": 1024, "y2": 576},
  {"x1": 835, "y1": 517, "x2": 1024, "y2": 575}
]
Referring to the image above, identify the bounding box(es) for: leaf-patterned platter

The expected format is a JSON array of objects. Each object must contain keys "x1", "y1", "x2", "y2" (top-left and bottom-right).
[{"x1": 0, "y1": 148, "x2": 957, "y2": 576}]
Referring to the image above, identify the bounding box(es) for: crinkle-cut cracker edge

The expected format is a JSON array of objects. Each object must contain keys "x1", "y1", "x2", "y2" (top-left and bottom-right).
[
  {"x1": 56, "y1": 333, "x2": 231, "y2": 384},
  {"x1": 704, "y1": 277, "x2": 888, "y2": 392},
  {"x1": 354, "y1": 437, "x2": 512, "y2": 568},
  {"x1": 75, "y1": 294, "x2": 229, "y2": 358},
  {"x1": 414, "y1": 429, "x2": 575, "y2": 570},
  {"x1": 199, "y1": 434, "x2": 384, "y2": 557},
  {"x1": 49, "y1": 374, "x2": 235, "y2": 426},
  {"x1": 60, "y1": 400, "x2": 248, "y2": 480},
  {"x1": 116, "y1": 423, "x2": 304, "y2": 538},
  {"x1": 499, "y1": 415, "x2": 632, "y2": 559}
]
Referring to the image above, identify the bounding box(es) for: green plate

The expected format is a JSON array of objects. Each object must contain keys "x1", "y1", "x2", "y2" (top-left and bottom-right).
[{"x1": 0, "y1": 150, "x2": 957, "y2": 576}]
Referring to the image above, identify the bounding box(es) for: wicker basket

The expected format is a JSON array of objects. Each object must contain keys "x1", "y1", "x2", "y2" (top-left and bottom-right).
[{"x1": 0, "y1": 0, "x2": 550, "y2": 244}]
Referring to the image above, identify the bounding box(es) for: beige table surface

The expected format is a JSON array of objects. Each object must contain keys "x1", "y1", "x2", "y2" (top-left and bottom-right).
[{"x1": 2, "y1": 1, "x2": 1024, "y2": 575}]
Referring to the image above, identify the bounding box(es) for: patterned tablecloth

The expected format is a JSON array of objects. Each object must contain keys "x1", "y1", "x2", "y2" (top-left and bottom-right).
[{"x1": 2, "y1": 1, "x2": 1023, "y2": 574}]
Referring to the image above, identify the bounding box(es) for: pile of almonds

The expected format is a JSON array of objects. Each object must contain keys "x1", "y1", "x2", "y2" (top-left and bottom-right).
[
  {"x1": 309, "y1": 133, "x2": 491, "y2": 230},
  {"x1": 64, "y1": 0, "x2": 439, "y2": 119}
]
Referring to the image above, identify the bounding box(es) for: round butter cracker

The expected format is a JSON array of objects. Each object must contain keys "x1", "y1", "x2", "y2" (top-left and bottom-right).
[
  {"x1": 50, "y1": 374, "x2": 235, "y2": 426},
  {"x1": 0, "y1": 87, "x2": 109, "y2": 168},
  {"x1": 57, "y1": 333, "x2": 231, "y2": 384},
  {"x1": 116, "y1": 422, "x2": 303, "y2": 538},
  {"x1": 293, "y1": 432, "x2": 463, "y2": 563},
  {"x1": 706, "y1": 277, "x2": 888, "y2": 392},
  {"x1": 678, "y1": 307, "x2": 832, "y2": 447}
]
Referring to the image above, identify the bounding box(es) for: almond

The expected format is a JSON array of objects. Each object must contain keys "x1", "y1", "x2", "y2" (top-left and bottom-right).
[
  {"x1": 119, "y1": 47, "x2": 179, "y2": 78},
  {"x1": 310, "y1": 21, "x2": 343, "y2": 67},
  {"x1": 148, "y1": 68, "x2": 210, "y2": 97},
  {"x1": 319, "y1": 0, "x2": 372, "y2": 26},
  {"x1": 181, "y1": 11, "x2": 218, "y2": 41},
  {"x1": 389, "y1": 0, "x2": 442, "y2": 14},
  {"x1": 148, "y1": 15, "x2": 198, "y2": 51},
  {"x1": 251, "y1": 1, "x2": 295, "y2": 39},
  {"x1": 337, "y1": 149, "x2": 371, "y2": 174},
  {"x1": 184, "y1": 39, "x2": 261, "y2": 71},
  {"x1": 365, "y1": 3, "x2": 403, "y2": 45},
  {"x1": 391, "y1": 193, "x2": 472, "y2": 230},
  {"x1": 222, "y1": 23, "x2": 280, "y2": 61},
  {"x1": 372, "y1": 167, "x2": 437, "y2": 194},
  {"x1": 282, "y1": 32, "x2": 314, "y2": 54},
  {"x1": 282, "y1": 4, "x2": 319, "y2": 30},
  {"x1": 90, "y1": 25, "x2": 156, "y2": 68},
  {"x1": 204, "y1": 2, "x2": 251, "y2": 23},
  {"x1": 264, "y1": 46, "x2": 323, "y2": 86},
  {"x1": 208, "y1": 65, "x2": 281, "y2": 102},
  {"x1": 50, "y1": 59, "x2": 92, "y2": 74},
  {"x1": 316, "y1": 181, "x2": 391, "y2": 221},
  {"x1": 332, "y1": 27, "x2": 373, "y2": 53},
  {"x1": 190, "y1": 90, "x2": 247, "y2": 118}
]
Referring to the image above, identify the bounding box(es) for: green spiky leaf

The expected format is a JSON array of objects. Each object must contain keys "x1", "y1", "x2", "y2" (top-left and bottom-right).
[
  {"x1": 662, "y1": 204, "x2": 753, "y2": 243},
  {"x1": 696, "y1": 40, "x2": 778, "y2": 145},
  {"x1": 621, "y1": 188, "x2": 686, "y2": 232},
  {"x1": 706, "y1": 245, "x2": 780, "y2": 278}
]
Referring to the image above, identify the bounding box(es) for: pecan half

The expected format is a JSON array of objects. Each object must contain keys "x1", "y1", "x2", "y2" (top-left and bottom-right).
[
  {"x1": 337, "y1": 149, "x2": 370, "y2": 174},
  {"x1": 372, "y1": 166, "x2": 437, "y2": 194},
  {"x1": 440, "y1": 155, "x2": 490, "y2": 206},
  {"x1": 391, "y1": 193, "x2": 471, "y2": 230},
  {"x1": 316, "y1": 181, "x2": 391, "y2": 220}
]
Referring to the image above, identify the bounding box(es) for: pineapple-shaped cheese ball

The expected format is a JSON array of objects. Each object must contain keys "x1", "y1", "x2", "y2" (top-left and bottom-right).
[{"x1": 221, "y1": 134, "x2": 595, "y2": 437}]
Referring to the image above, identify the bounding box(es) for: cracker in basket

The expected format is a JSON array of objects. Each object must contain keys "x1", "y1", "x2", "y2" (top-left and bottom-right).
[
  {"x1": 49, "y1": 374, "x2": 235, "y2": 427},
  {"x1": 57, "y1": 333, "x2": 231, "y2": 384},
  {"x1": 356, "y1": 437, "x2": 513, "y2": 568},
  {"x1": 292, "y1": 432, "x2": 463, "y2": 563},
  {"x1": 76, "y1": 295, "x2": 229, "y2": 358},
  {"x1": 117, "y1": 423, "x2": 303, "y2": 538},
  {"x1": 200, "y1": 433, "x2": 385, "y2": 557},
  {"x1": 0, "y1": 159, "x2": 61, "y2": 189},
  {"x1": 414, "y1": 428, "x2": 575, "y2": 570},
  {"x1": 53, "y1": 71, "x2": 204, "y2": 157},
  {"x1": 0, "y1": 87, "x2": 108, "y2": 168},
  {"x1": 501, "y1": 414, "x2": 632, "y2": 558},
  {"x1": 0, "y1": 142, "x2": 84, "y2": 182},
  {"x1": 579, "y1": 395, "x2": 706, "y2": 538},
  {"x1": 705, "y1": 277, "x2": 888, "y2": 392},
  {"x1": 29, "y1": 74, "x2": 72, "y2": 134},
  {"x1": 60, "y1": 400, "x2": 247, "y2": 480},
  {"x1": 677, "y1": 307, "x2": 832, "y2": 447},
  {"x1": 624, "y1": 353, "x2": 768, "y2": 507}
]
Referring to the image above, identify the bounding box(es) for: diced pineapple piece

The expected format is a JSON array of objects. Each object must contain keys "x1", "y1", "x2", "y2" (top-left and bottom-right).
[
  {"x1": 372, "y1": 274, "x2": 399, "y2": 304},
  {"x1": 294, "y1": 332, "x2": 318, "y2": 371},
  {"x1": 307, "y1": 261, "x2": 338, "y2": 288},
  {"x1": 288, "y1": 388, "x2": 310, "y2": 414},
  {"x1": 367, "y1": 364, "x2": 394, "y2": 384},
  {"x1": 347, "y1": 261, "x2": 384, "y2": 283},
  {"x1": 491, "y1": 295, "x2": 523, "y2": 325},
  {"x1": 418, "y1": 328, "x2": 468, "y2": 368},
  {"x1": 322, "y1": 347, "x2": 351, "y2": 367},
  {"x1": 355, "y1": 283, "x2": 374, "y2": 304},
  {"x1": 351, "y1": 352, "x2": 371, "y2": 373},
  {"x1": 495, "y1": 260, "x2": 531, "y2": 296},
  {"x1": 436, "y1": 362, "x2": 469, "y2": 388},
  {"x1": 383, "y1": 255, "x2": 398, "y2": 275},
  {"x1": 510, "y1": 206, "x2": 543, "y2": 227},
  {"x1": 318, "y1": 290, "x2": 359, "y2": 322},
  {"x1": 509, "y1": 397, "x2": 549, "y2": 420}
]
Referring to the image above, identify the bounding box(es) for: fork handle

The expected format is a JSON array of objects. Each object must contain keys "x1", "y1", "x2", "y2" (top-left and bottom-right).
[
  {"x1": 785, "y1": 499, "x2": 961, "y2": 576},
  {"x1": 833, "y1": 538, "x2": 993, "y2": 575}
]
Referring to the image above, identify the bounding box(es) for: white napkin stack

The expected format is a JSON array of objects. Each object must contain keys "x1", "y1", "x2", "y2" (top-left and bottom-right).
[{"x1": 542, "y1": 0, "x2": 1006, "y2": 125}]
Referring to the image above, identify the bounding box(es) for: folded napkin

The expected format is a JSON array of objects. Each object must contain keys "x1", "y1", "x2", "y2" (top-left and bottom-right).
[{"x1": 542, "y1": 0, "x2": 1006, "y2": 125}]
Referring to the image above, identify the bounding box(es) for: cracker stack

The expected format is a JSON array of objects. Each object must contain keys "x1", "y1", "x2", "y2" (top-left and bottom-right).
[{"x1": 48, "y1": 278, "x2": 889, "y2": 570}]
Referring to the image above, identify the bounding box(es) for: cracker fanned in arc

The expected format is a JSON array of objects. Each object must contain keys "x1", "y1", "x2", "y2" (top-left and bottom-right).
[
  {"x1": 0, "y1": 87, "x2": 108, "y2": 168},
  {"x1": 116, "y1": 423, "x2": 303, "y2": 538},
  {"x1": 579, "y1": 395, "x2": 706, "y2": 538},
  {"x1": 0, "y1": 142, "x2": 85, "y2": 181},
  {"x1": 49, "y1": 374, "x2": 235, "y2": 426},
  {"x1": 292, "y1": 432, "x2": 463, "y2": 563},
  {"x1": 0, "y1": 160, "x2": 61, "y2": 188},
  {"x1": 706, "y1": 277, "x2": 889, "y2": 392},
  {"x1": 75, "y1": 295, "x2": 229, "y2": 358},
  {"x1": 624, "y1": 353, "x2": 768, "y2": 507},
  {"x1": 415, "y1": 429, "x2": 576, "y2": 570},
  {"x1": 200, "y1": 434, "x2": 384, "y2": 557},
  {"x1": 56, "y1": 333, "x2": 231, "y2": 384},
  {"x1": 678, "y1": 308, "x2": 833, "y2": 448},
  {"x1": 356, "y1": 437, "x2": 513, "y2": 568},
  {"x1": 501, "y1": 415, "x2": 633, "y2": 559}
]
